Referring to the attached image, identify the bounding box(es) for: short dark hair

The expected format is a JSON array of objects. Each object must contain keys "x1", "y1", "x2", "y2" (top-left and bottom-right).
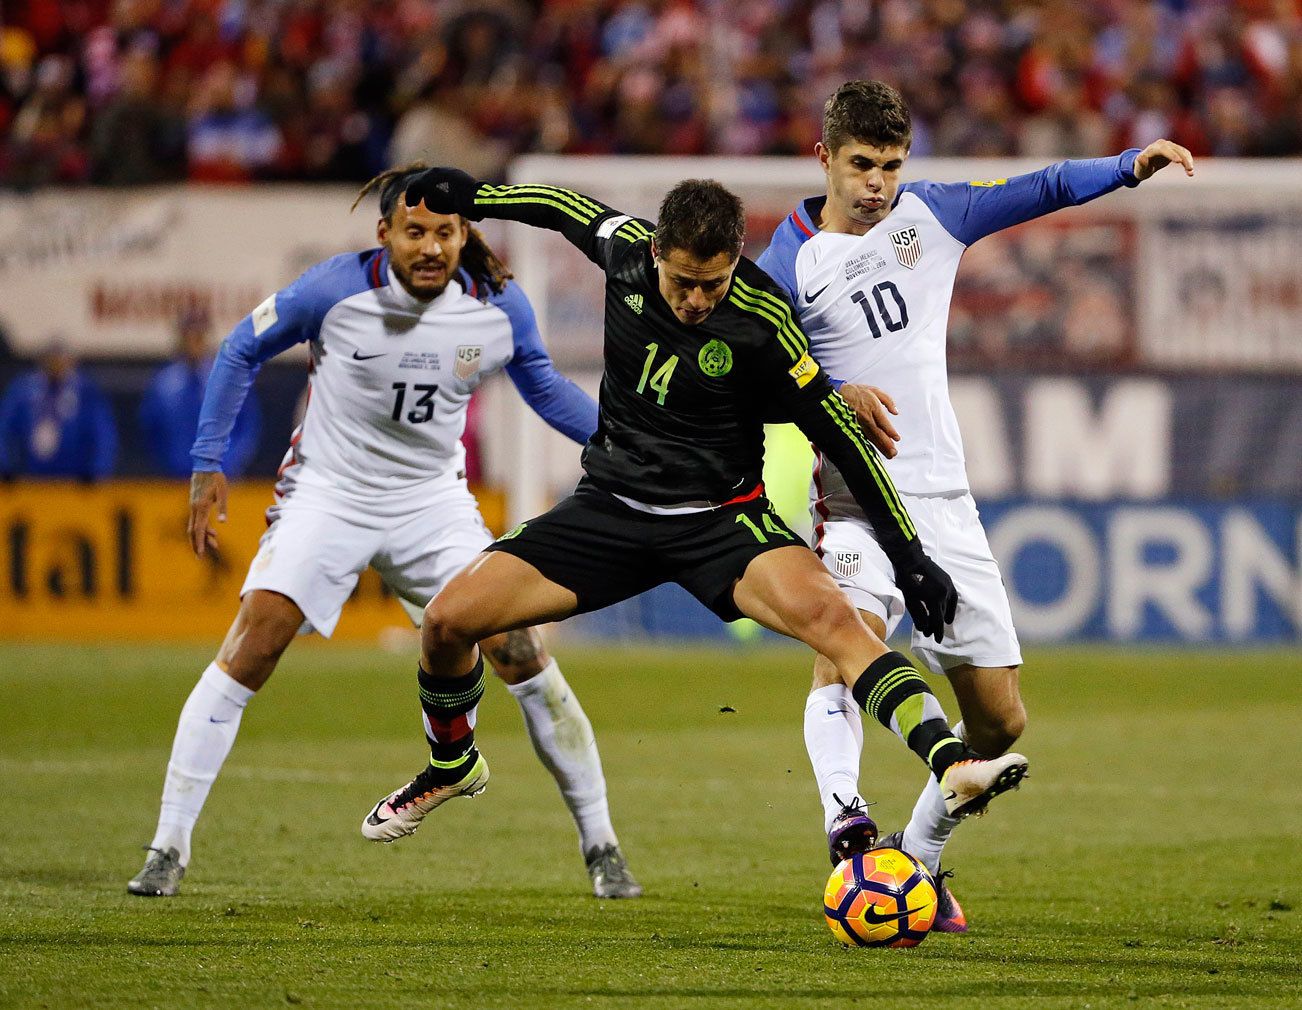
[
  {"x1": 654, "y1": 179, "x2": 746, "y2": 262},
  {"x1": 822, "y1": 80, "x2": 912, "y2": 152}
]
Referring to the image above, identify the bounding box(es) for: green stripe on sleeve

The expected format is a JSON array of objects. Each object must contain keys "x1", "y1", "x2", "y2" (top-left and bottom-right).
[
  {"x1": 820, "y1": 398, "x2": 916, "y2": 539},
  {"x1": 474, "y1": 194, "x2": 593, "y2": 225},
  {"x1": 732, "y1": 277, "x2": 810, "y2": 353},
  {"x1": 827, "y1": 394, "x2": 915, "y2": 535},
  {"x1": 727, "y1": 288, "x2": 803, "y2": 362},
  {"x1": 478, "y1": 183, "x2": 604, "y2": 218}
]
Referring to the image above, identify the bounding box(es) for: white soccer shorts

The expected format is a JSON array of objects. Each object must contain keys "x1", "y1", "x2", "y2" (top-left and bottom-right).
[
  {"x1": 815, "y1": 491, "x2": 1023, "y2": 675},
  {"x1": 240, "y1": 468, "x2": 492, "y2": 637}
]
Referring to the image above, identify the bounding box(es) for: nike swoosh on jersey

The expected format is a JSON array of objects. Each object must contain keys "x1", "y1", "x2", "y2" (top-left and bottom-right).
[
  {"x1": 804, "y1": 283, "x2": 830, "y2": 303},
  {"x1": 352, "y1": 349, "x2": 386, "y2": 361}
]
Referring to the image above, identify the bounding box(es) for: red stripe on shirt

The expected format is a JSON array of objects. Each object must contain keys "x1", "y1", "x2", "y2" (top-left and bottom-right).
[
  {"x1": 811, "y1": 449, "x2": 830, "y2": 556},
  {"x1": 722, "y1": 482, "x2": 764, "y2": 507}
]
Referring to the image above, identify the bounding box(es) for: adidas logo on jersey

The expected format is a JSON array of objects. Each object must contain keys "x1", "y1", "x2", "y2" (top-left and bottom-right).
[{"x1": 624, "y1": 293, "x2": 644, "y2": 315}]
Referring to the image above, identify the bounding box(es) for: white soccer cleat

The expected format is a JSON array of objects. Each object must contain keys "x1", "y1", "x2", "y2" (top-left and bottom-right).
[
  {"x1": 361, "y1": 754, "x2": 490, "y2": 842},
  {"x1": 939, "y1": 752, "x2": 1028, "y2": 818}
]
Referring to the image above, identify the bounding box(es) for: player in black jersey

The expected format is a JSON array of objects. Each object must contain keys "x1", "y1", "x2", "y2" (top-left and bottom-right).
[{"x1": 360, "y1": 169, "x2": 1028, "y2": 852}]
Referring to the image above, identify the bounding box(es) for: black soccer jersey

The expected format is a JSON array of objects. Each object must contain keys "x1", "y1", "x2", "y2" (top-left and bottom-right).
[{"x1": 464, "y1": 183, "x2": 921, "y2": 563}]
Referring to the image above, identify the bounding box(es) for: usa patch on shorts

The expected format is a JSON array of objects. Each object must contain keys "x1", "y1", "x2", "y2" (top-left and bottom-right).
[{"x1": 834, "y1": 551, "x2": 862, "y2": 578}]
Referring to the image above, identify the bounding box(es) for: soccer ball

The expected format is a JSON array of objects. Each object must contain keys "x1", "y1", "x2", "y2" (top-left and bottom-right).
[{"x1": 823, "y1": 847, "x2": 938, "y2": 948}]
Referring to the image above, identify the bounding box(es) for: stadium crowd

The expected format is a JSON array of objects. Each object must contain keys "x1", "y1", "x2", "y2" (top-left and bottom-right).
[{"x1": 2, "y1": 0, "x2": 1301, "y2": 188}]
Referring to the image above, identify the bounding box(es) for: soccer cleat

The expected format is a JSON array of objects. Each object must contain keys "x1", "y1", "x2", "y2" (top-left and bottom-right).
[
  {"x1": 361, "y1": 754, "x2": 489, "y2": 842},
  {"x1": 874, "y1": 831, "x2": 967, "y2": 933},
  {"x1": 127, "y1": 846, "x2": 185, "y2": 897},
  {"x1": 938, "y1": 752, "x2": 1028, "y2": 818},
  {"x1": 932, "y1": 869, "x2": 969, "y2": 933},
  {"x1": 827, "y1": 793, "x2": 878, "y2": 866},
  {"x1": 585, "y1": 843, "x2": 643, "y2": 899}
]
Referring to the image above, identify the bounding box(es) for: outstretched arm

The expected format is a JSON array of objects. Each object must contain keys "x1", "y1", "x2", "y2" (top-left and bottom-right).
[
  {"x1": 919, "y1": 140, "x2": 1195, "y2": 246},
  {"x1": 496, "y1": 282, "x2": 599, "y2": 444},
  {"x1": 402, "y1": 167, "x2": 653, "y2": 271}
]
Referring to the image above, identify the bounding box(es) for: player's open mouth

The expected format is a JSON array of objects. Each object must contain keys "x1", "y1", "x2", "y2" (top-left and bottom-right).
[{"x1": 412, "y1": 264, "x2": 445, "y2": 281}]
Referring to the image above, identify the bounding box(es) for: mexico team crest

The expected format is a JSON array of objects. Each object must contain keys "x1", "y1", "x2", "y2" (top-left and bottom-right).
[
  {"x1": 834, "y1": 551, "x2": 862, "y2": 578},
  {"x1": 454, "y1": 345, "x2": 482, "y2": 380},
  {"x1": 698, "y1": 339, "x2": 732, "y2": 377},
  {"x1": 889, "y1": 226, "x2": 922, "y2": 269}
]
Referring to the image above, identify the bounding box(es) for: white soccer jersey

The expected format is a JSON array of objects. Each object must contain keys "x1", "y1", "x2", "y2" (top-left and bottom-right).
[
  {"x1": 192, "y1": 248, "x2": 596, "y2": 514},
  {"x1": 757, "y1": 153, "x2": 1142, "y2": 513},
  {"x1": 786, "y1": 192, "x2": 967, "y2": 499},
  {"x1": 284, "y1": 271, "x2": 511, "y2": 506}
]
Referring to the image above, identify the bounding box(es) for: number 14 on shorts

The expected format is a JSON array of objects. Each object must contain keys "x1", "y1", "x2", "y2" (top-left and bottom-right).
[{"x1": 736, "y1": 511, "x2": 794, "y2": 544}]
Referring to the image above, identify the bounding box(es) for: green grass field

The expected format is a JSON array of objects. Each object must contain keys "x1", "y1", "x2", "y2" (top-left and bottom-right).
[{"x1": 1, "y1": 642, "x2": 1300, "y2": 1009}]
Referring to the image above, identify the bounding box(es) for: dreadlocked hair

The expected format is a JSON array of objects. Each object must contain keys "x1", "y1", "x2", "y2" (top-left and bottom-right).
[{"x1": 352, "y1": 163, "x2": 513, "y2": 296}]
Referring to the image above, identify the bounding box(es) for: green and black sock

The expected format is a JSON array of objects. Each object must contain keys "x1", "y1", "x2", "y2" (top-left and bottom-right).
[
  {"x1": 850, "y1": 652, "x2": 970, "y2": 779},
  {"x1": 417, "y1": 653, "x2": 485, "y2": 784}
]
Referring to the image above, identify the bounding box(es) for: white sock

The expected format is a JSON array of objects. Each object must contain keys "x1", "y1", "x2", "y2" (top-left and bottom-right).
[
  {"x1": 149, "y1": 662, "x2": 254, "y2": 866},
  {"x1": 506, "y1": 660, "x2": 617, "y2": 855},
  {"x1": 804, "y1": 684, "x2": 865, "y2": 832},
  {"x1": 902, "y1": 720, "x2": 966, "y2": 876}
]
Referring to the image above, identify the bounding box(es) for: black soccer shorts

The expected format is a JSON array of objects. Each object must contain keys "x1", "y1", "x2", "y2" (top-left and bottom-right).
[{"x1": 485, "y1": 479, "x2": 805, "y2": 621}]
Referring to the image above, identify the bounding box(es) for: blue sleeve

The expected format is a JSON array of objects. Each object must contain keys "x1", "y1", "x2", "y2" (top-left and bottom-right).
[
  {"x1": 909, "y1": 150, "x2": 1141, "y2": 246},
  {"x1": 495, "y1": 282, "x2": 598, "y2": 445},
  {"x1": 755, "y1": 218, "x2": 804, "y2": 306},
  {"x1": 192, "y1": 252, "x2": 372, "y2": 472},
  {"x1": 224, "y1": 392, "x2": 262, "y2": 477}
]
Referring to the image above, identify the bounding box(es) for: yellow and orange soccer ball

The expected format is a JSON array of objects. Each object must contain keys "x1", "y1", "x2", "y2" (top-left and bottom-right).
[{"x1": 823, "y1": 848, "x2": 938, "y2": 948}]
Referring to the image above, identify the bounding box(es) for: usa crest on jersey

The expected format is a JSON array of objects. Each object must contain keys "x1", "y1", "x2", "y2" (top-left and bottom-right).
[
  {"x1": 834, "y1": 551, "x2": 862, "y2": 578},
  {"x1": 889, "y1": 227, "x2": 922, "y2": 269},
  {"x1": 454, "y1": 345, "x2": 483, "y2": 379}
]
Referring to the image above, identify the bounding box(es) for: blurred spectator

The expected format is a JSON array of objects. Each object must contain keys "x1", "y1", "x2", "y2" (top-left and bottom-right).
[
  {"x1": 3, "y1": 0, "x2": 1302, "y2": 190},
  {"x1": 139, "y1": 308, "x2": 260, "y2": 479},
  {"x1": 89, "y1": 48, "x2": 186, "y2": 185},
  {"x1": 0, "y1": 341, "x2": 117, "y2": 482},
  {"x1": 186, "y1": 62, "x2": 283, "y2": 182},
  {"x1": 3, "y1": 54, "x2": 87, "y2": 187},
  {"x1": 390, "y1": 84, "x2": 510, "y2": 179}
]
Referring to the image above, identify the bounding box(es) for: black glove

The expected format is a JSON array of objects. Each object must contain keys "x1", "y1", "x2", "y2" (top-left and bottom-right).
[
  {"x1": 892, "y1": 548, "x2": 958, "y2": 644},
  {"x1": 403, "y1": 167, "x2": 481, "y2": 218}
]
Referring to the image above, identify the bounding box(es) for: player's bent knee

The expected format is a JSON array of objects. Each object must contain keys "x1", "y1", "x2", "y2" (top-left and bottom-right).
[{"x1": 422, "y1": 596, "x2": 483, "y2": 651}]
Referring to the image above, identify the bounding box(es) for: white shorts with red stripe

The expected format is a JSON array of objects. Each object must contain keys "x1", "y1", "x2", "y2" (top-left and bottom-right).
[
  {"x1": 241, "y1": 464, "x2": 492, "y2": 637},
  {"x1": 814, "y1": 490, "x2": 1022, "y2": 675}
]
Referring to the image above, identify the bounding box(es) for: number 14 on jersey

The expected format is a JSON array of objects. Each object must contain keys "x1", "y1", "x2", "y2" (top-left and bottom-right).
[{"x1": 636, "y1": 342, "x2": 679, "y2": 406}]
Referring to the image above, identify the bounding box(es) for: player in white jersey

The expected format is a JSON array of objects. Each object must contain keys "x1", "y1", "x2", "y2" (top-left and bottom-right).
[
  {"x1": 758, "y1": 81, "x2": 1194, "y2": 930},
  {"x1": 129, "y1": 165, "x2": 641, "y2": 901}
]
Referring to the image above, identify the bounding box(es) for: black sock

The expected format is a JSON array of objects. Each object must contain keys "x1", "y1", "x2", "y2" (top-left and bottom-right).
[
  {"x1": 417, "y1": 653, "x2": 485, "y2": 784},
  {"x1": 850, "y1": 651, "x2": 968, "y2": 778}
]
